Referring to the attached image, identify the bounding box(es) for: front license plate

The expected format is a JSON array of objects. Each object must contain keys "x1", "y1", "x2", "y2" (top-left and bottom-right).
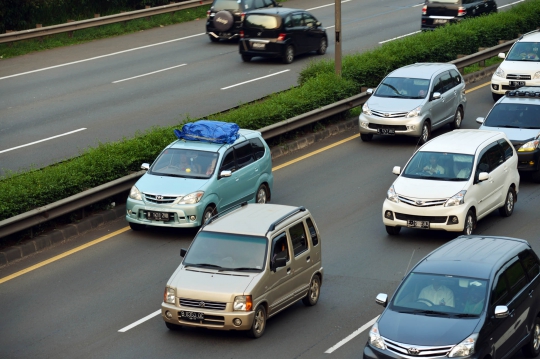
[
  {"x1": 433, "y1": 19, "x2": 448, "y2": 24},
  {"x1": 509, "y1": 81, "x2": 525, "y2": 87},
  {"x1": 146, "y1": 211, "x2": 170, "y2": 221},
  {"x1": 407, "y1": 220, "x2": 430, "y2": 229},
  {"x1": 377, "y1": 128, "x2": 395, "y2": 135},
  {"x1": 251, "y1": 42, "x2": 265, "y2": 50},
  {"x1": 180, "y1": 311, "x2": 204, "y2": 321}
]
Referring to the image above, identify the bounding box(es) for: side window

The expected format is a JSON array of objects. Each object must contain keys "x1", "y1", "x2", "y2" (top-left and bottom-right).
[
  {"x1": 486, "y1": 144, "x2": 504, "y2": 171},
  {"x1": 498, "y1": 139, "x2": 513, "y2": 161},
  {"x1": 439, "y1": 71, "x2": 453, "y2": 93},
  {"x1": 450, "y1": 69, "x2": 462, "y2": 86},
  {"x1": 477, "y1": 151, "x2": 490, "y2": 174},
  {"x1": 289, "y1": 222, "x2": 308, "y2": 256},
  {"x1": 521, "y1": 250, "x2": 540, "y2": 280},
  {"x1": 263, "y1": 0, "x2": 275, "y2": 7},
  {"x1": 252, "y1": 0, "x2": 264, "y2": 9},
  {"x1": 250, "y1": 138, "x2": 266, "y2": 160},
  {"x1": 505, "y1": 259, "x2": 528, "y2": 298},
  {"x1": 306, "y1": 217, "x2": 319, "y2": 246},
  {"x1": 491, "y1": 273, "x2": 509, "y2": 306},
  {"x1": 433, "y1": 76, "x2": 443, "y2": 94},
  {"x1": 304, "y1": 13, "x2": 317, "y2": 28},
  {"x1": 291, "y1": 13, "x2": 303, "y2": 27},
  {"x1": 283, "y1": 15, "x2": 293, "y2": 28},
  {"x1": 220, "y1": 149, "x2": 236, "y2": 172},
  {"x1": 271, "y1": 232, "x2": 289, "y2": 263},
  {"x1": 234, "y1": 141, "x2": 254, "y2": 169}
]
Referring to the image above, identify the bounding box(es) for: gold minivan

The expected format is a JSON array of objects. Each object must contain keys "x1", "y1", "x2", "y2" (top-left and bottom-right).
[{"x1": 161, "y1": 203, "x2": 323, "y2": 338}]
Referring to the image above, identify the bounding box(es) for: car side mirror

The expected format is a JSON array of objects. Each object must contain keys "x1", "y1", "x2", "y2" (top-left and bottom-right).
[
  {"x1": 478, "y1": 172, "x2": 489, "y2": 182},
  {"x1": 392, "y1": 166, "x2": 401, "y2": 175},
  {"x1": 375, "y1": 293, "x2": 388, "y2": 307},
  {"x1": 220, "y1": 170, "x2": 232, "y2": 178},
  {"x1": 494, "y1": 305, "x2": 509, "y2": 318},
  {"x1": 180, "y1": 248, "x2": 187, "y2": 257},
  {"x1": 432, "y1": 92, "x2": 441, "y2": 100},
  {"x1": 271, "y1": 252, "x2": 287, "y2": 272},
  {"x1": 141, "y1": 163, "x2": 150, "y2": 171},
  {"x1": 366, "y1": 88, "x2": 374, "y2": 95},
  {"x1": 498, "y1": 52, "x2": 506, "y2": 59},
  {"x1": 476, "y1": 117, "x2": 485, "y2": 124},
  {"x1": 316, "y1": 21, "x2": 321, "y2": 27}
]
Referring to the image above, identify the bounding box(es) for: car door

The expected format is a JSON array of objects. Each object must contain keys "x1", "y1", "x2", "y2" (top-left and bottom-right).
[
  {"x1": 215, "y1": 148, "x2": 242, "y2": 210},
  {"x1": 232, "y1": 140, "x2": 258, "y2": 203},
  {"x1": 288, "y1": 12, "x2": 307, "y2": 54},
  {"x1": 302, "y1": 12, "x2": 323, "y2": 51},
  {"x1": 429, "y1": 74, "x2": 448, "y2": 126},
  {"x1": 266, "y1": 232, "x2": 296, "y2": 316},
  {"x1": 288, "y1": 220, "x2": 312, "y2": 301},
  {"x1": 438, "y1": 71, "x2": 457, "y2": 126},
  {"x1": 473, "y1": 143, "x2": 504, "y2": 218}
]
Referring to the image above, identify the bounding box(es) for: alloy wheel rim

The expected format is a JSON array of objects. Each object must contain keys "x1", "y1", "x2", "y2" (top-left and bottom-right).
[
  {"x1": 287, "y1": 48, "x2": 293, "y2": 62},
  {"x1": 465, "y1": 215, "x2": 473, "y2": 235},
  {"x1": 204, "y1": 210, "x2": 213, "y2": 222},
  {"x1": 456, "y1": 111, "x2": 462, "y2": 127},
  {"x1": 321, "y1": 39, "x2": 327, "y2": 53},
  {"x1": 254, "y1": 309, "x2": 264, "y2": 334},
  {"x1": 507, "y1": 192, "x2": 514, "y2": 212},
  {"x1": 534, "y1": 324, "x2": 540, "y2": 351},
  {"x1": 310, "y1": 279, "x2": 320, "y2": 301},
  {"x1": 422, "y1": 125, "x2": 429, "y2": 142},
  {"x1": 257, "y1": 188, "x2": 266, "y2": 203}
]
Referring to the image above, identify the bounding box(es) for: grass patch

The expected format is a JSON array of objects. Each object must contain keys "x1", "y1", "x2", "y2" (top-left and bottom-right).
[{"x1": 462, "y1": 56, "x2": 503, "y2": 74}]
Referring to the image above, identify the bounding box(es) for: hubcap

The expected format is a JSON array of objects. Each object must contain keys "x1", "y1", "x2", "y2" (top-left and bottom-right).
[
  {"x1": 204, "y1": 210, "x2": 213, "y2": 222},
  {"x1": 254, "y1": 309, "x2": 265, "y2": 334},
  {"x1": 455, "y1": 111, "x2": 462, "y2": 127},
  {"x1": 533, "y1": 324, "x2": 540, "y2": 351},
  {"x1": 321, "y1": 39, "x2": 327, "y2": 52},
  {"x1": 257, "y1": 188, "x2": 266, "y2": 203},
  {"x1": 507, "y1": 192, "x2": 514, "y2": 212},
  {"x1": 422, "y1": 125, "x2": 429, "y2": 142},
  {"x1": 465, "y1": 215, "x2": 473, "y2": 235},
  {"x1": 310, "y1": 279, "x2": 320, "y2": 301},
  {"x1": 286, "y1": 48, "x2": 293, "y2": 62}
]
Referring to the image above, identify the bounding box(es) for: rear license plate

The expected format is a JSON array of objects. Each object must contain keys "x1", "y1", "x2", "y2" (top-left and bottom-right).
[
  {"x1": 180, "y1": 311, "x2": 204, "y2": 321},
  {"x1": 377, "y1": 128, "x2": 395, "y2": 135},
  {"x1": 509, "y1": 81, "x2": 525, "y2": 87},
  {"x1": 433, "y1": 19, "x2": 448, "y2": 24},
  {"x1": 251, "y1": 42, "x2": 265, "y2": 50},
  {"x1": 146, "y1": 211, "x2": 170, "y2": 221},
  {"x1": 407, "y1": 220, "x2": 430, "y2": 229}
]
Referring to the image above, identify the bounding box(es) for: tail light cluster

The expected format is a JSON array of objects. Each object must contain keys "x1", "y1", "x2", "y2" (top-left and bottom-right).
[
  {"x1": 206, "y1": 10, "x2": 211, "y2": 18},
  {"x1": 422, "y1": 5, "x2": 427, "y2": 15},
  {"x1": 240, "y1": 30, "x2": 244, "y2": 38},
  {"x1": 458, "y1": 7, "x2": 467, "y2": 16},
  {"x1": 277, "y1": 33, "x2": 287, "y2": 41}
]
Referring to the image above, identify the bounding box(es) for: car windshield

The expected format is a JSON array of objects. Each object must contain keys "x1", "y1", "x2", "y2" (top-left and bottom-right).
[
  {"x1": 390, "y1": 272, "x2": 488, "y2": 317},
  {"x1": 484, "y1": 103, "x2": 540, "y2": 129},
  {"x1": 374, "y1": 77, "x2": 430, "y2": 99},
  {"x1": 403, "y1": 151, "x2": 474, "y2": 181},
  {"x1": 506, "y1": 42, "x2": 540, "y2": 62},
  {"x1": 245, "y1": 14, "x2": 279, "y2": 29},
  {"x1": 184, "y1": 231, "x2": 267, "y2": 271},
  {"x1": 150, "y1": 148, "x2": 219, "y2": 179},
  {"x1": 213, "y1": 0, "x2": 241, "y2": 11}
]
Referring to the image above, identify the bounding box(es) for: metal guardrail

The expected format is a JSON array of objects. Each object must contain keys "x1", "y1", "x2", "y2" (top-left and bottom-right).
[
  {"x1": 0, "y1": 39, "x2": 517, "y2": 238},
  {"x1": 0, "y1": 0, "x2": 212, "y2": 44}
]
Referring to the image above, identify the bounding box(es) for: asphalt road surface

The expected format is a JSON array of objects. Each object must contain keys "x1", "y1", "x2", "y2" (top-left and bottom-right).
[
  {"x1": 1, "y1": 81, "x2": 539, "y2": 359},
  {"x1": 0, "y1": 0, "x2": 525, "y2": 175}
]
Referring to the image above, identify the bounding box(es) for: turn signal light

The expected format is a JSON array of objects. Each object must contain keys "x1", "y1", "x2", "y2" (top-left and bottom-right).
[
  {"x1": 246, "y1": 296, "x2": 253, "y2": 311},
  {"x1": 277, "y1": 33, "x2": 286, "y2": 41}
]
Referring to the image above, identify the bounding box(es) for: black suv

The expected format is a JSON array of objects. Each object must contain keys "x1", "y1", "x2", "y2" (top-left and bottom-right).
[
  {"x1": 206, "y1": 0, "x2": 280, "y2": 42},
  {"x1": 364, "y1": 235, "x2": 540, "y2": 359},
  {"x1": 421, "y1": 0, "x2": 497, "y2": 30}
]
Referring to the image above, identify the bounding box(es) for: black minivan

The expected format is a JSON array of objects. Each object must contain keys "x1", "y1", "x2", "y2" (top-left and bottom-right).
[
  {"x1": 421, "y1": 0, "x2": 497, "y2": 30},
  {"x1": 364, "y1": 235, "x2": 540, "y2": 359}
]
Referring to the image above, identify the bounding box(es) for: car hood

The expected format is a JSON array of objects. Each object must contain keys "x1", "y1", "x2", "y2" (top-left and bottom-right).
[
  {"x1": 379, "y1": 309, "x2": 480, "y2": 345},
  {"x1": 499, "y1": 61, "x2": 540, "y2": 73},
  {"x1": 479, "y1": 125, "x2": 540, "y2": 142},
  {"x1": 136, "y1": 173, "x2": 208, "y2": 196},
  {"x1": 170, "y1": 266, "x2": 259, "y2": 303},
  {"x1": 369, "y1": 97, "x2": 424, "y2": 113},
  {"x1": 394, "y1": 177, "x2": 466, "y2": 199}
]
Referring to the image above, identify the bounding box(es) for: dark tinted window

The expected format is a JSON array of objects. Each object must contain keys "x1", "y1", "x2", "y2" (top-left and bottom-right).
[
  {"x1": 491, "y1": 274, "x2": 509, "y2": 306},
  {"x1": 304, "y1": 13, "x2": 317, "y2": 27},
  {"x1": 433, "y1": 77, "x2": 443, "y2": 93},
  {"x1": 306, "y1": 218, "x2": 319, "y2": 246},
  {"x1": 521, "y1": 250, "x2": 540, "y2": 280},
  {"x1": 498, "y1": 139, "x2": 513, "y2": 161},
  {"x1": 291, "y1": 13, "x2": 303, "y2": 26},
  {"x1": 271, "y1": 232, "x2": 289, "y2": 262},
  {"x1": 477, "y1": 144, "x2": 503, "y2": 173},
  {"x1": 450, "y1": 69, "x2": 462, "y2": 86},
  {"x1": 220, "y1": 149, "x2": 236, "y2": 172},
  {"x1": 234, "y1": 141, "x2": 254, "y2": 168},
  {"x1": 439, "y1": 71, "x2": 453, "y2": 93},
  {"x1": 283, "y1": 14, "x2": 292, "y2": 28},
  {"x1": 290, "y1": 222, "x2": 308, "y2": 256},
  {"x1": 484, "y1": 103, "x2": 540, "y2": 129},
  {"x1": 506, "y1": 259, "x2": 528, "y2": 298},
  {"x1": 214, "y1": 0, "x2": 240, "y2": 11},
  {"x1": 250, "y1": 138, "x2": 266, "y2": 160}
]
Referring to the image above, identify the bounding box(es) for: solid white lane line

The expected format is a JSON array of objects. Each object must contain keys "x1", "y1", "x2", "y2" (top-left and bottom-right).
[
  {"x1": 221, "y1": 69, "x2": 290, "y2": 90},
  {"x1": 325, "y1": 315, "x2": 379, "y2": 354},
  {"x1": 112, "y1": 64, "x2": 187, "y2": 83},
  {"x1": 307, "y1": 0, "x2": 352, "y2": 11},
  {"x1": 379, "y1": 30, "x2": 421, "y2": 44},
  {"x1": 0, "y1": 33, "x2": 204, "y2": 81},
  {"x1": 499, "y1": 0, "x2": 525, "y2": 8},
  {"x1": 0, "y1": 128, "x2": 87, "y2": 154},
  {"x1": 413, "y1": 2, "x2": 424, "y2": 7},
  {"x1": 118, "y1": 309, "x2": 161, "y2": 332}
]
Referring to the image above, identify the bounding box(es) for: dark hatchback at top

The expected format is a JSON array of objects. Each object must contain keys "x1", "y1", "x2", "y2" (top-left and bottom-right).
[
  {"x1": 421, "y1": 0, "x2": 497, "y2": 30},
  {"x1": 364, "y1": 235, "x2": 540, "y2": 359},
  {"x1": 239, "y1": 8, "x2": 327, "y2": 64}
]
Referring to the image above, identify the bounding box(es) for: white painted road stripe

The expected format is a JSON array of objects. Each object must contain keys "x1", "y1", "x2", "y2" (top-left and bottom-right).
[
  {"x1": 118, "y1": 309, "x2": 161, "y2": 332},
  {"x1": 0, "y1": 128, "x2": 87, "y2": 154},
  {"x1": 221, "y1": 69, "x2": 291, "y2": 90},
  {"x1": 325, "y1": 315, "x2": 379, "y2": 354},
  {"x1": 112, "y1": 64, "x2": 187, "y2": 83},
  {"x1": 379, "y1": 30, "x2": 421, "y2": 44},
  {"x1": 499, "y1": 0, "x2": 525, "y2": 8},
  {"x1": 307, "y1": 0, "x2": 352, "y2": 11}
]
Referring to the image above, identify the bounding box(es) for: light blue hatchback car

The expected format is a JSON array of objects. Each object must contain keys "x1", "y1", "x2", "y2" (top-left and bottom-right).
[{"x1": 126, "y1": 124, "x2": 274, "y2": 230}]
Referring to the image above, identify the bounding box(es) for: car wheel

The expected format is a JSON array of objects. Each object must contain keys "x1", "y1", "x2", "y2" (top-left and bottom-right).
[
  {"x1": 418, "y1": 122, "x2": 431, "y2": 145},
  {"x1": 462, "y1": 210, "x2": 475, "y2": 235},
  {"x1": 282, "y1": 45, "x2": 294, "y2": 64},
  {"x1": 450, "y1": 107, "x2": 463, "y2": 129},
  {"x1": 247, "y1": 305, "x2": 266, "y2": 338},
  {"x1": 129, "y1": 222, "x2": 145, "y2": 231},
  {"x1": 317, "y1": 37, "x2": 327, "y2": 55},
  {"x1": 208, "y1": 35, "x2": 219, "y2": 43},
  {"x1": 241, "y1": 54, "x2": 252, "y2": 62},
  {"x1": 498, "y1": 187, "x2": 515, "y2": 217},
  {"x1": 165, "y1": 322, "x2": 182, "y2": 331},
  {"x1": 492, "y1": 92, "x2": 502, "y2": 102},
  {"x1": 385, "y1": 226, "x2": 401, "y2": 235},
  {"x1": 302, "y1": 275, "x2": 321, "y2": 306},
  {"x1": 256, "y1": 184, "x2": 269, "y2": 204},
  {"x1": 202, "y1": 205, "x2": 216, "y2": 225},
  {"x1": 360, "y1": 133, "x2": 373, "y2": 142},
  {"x1": 523, "y1": 317, "x2": 540, "y2": 357}
]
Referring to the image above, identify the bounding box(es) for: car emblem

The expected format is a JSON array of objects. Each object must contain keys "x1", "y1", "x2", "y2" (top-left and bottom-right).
[
  {"x1": 198, "y1": 301, "x2": 205, "y2": 308},
  {"x1": 416, "y1": 200, "x2": 423, "y2": 206},
  {"x1": 408, "y1": 348, "x2": 420, "y2": 356},
  {"x1": 384, "y1": 113, "x2": 389, "y2": 117},
  {"x1": 156, "y1": 195, "x2": 163, "y2": 200},
  {"x1": 216, "y1": 17, "x2": 228, "y2": 25}
]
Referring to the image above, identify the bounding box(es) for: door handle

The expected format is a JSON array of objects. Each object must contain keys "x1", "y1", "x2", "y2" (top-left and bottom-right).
[
  {"x1": 287, "y1": 268, "x2": 291, "y2": 275},
  {"x1": 306, "y1": 256, "x2": 311, "y2": 262},
  {"x1": 529, "y1": 289, "x2": 534, "y2": 297}
]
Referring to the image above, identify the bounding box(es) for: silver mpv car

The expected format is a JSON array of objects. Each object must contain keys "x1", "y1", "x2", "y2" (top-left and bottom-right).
[{"x1": 359, "y1": 63, "x2": 467, "y2": 144}]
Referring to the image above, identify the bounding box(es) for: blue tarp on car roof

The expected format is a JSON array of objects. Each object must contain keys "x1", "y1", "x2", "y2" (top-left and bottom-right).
[{"x1": 174, "y1": 120, "x2": 240, "y2": 144}]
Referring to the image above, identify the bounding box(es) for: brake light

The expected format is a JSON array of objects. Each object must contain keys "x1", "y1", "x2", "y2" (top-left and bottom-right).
[
  {"x1": 422, "y1": 5, "x2": 427, "y2": 15},
  {"x1": 458, "y1": 7, "x2": 466, "y2": 16},
  {"x1": 240, "y1": 30, "x2": 244, "y2": 39},
  {"x1": 206, "y1": 10, "x2": 210, "y2": 18},
  {"x1": 241, "y1": 12, "x2": 245, "y2": 22},
  {"x1": 277, "y1": 33, "x2": 286, "y2": 41}
]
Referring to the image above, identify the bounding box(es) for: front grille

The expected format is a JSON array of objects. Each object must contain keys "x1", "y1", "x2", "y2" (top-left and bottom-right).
[
  {"x1": 368, "y1": 123, "x2": 407, "y2": 131},
  {"x1": 395, "y1": 213, "x2": 447, "y2": 223},
  {"x1": 178, "y1": 314, "x2": 225, "y2": 326},
  {"x1": 144, "y1": 193, "x2": 178, "y2": 204},
  {"x1": 384, "y1": 337, "x2": 454, "y2": 358},
  {"x1": 506, "y1": 74, "x2": 532, "y2": 80},
  {"x1": 398, "y1": 196, "x2": 446, "y2": 207},
  {"x1": 180, "y1": 298, "x2": 227, "y2": 311},
  {"x1": 371, "y1": 110, "x2": 409, "y2": 118}
]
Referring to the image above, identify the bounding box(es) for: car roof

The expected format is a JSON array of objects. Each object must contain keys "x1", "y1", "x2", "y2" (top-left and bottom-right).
[
  {"x1": 203, "y1": 203, "x2": 308, "y2": 236},
  {"x1": 387, "y1": 63, "x2": 456, "y2": 80},
  {"x1": 168, "y1": 129, "x2": 261, "y2": 151},
  {"x1": 498, "y1": 86, "x2": 540, "y2": 105},
  {"x1": 413, "y1": 235, "x2": 531, "y2": 279},
  {"x1": 246, "y1": 7, "x2": 303, "y2": 16},
  {"x1": 419, "y1": 129, "x2": 503, "y2": 155},
  {"x1": 518, "y1": 30, "x2": 540, "y2": 42}
]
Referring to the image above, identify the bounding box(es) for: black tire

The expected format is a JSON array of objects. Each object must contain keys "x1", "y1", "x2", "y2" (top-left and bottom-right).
[
  {"x1": 492, "y1": 92, "x2": 502, "y2": 102},
  {"x1": 129, "y1": 222, "x2": 145, "y2": 231},
  {"x1": 532, "y1": 170, "x2": 540, "y2": 183},
  {"x1": 282, "y1": 45, "x2": 294, "y2": 64},
  {"x1": 202, "y1": 205, "x2": 216, "y2": 226},
  {"x1": 209, "y1": 35, "x2": 219, "y2": 43},
  {"x1": 241, "y1": 54, "x2": 252, "y2": 62},
  {"x1": 256, "y1": 184, "x2": 269, "y2": 204},
  {"x1": 449, "y1": 107, "x2": 463, "y2": 129},
  {"x1": 385, "y1": 226, "x2": 401, "y2": 235},
  {"x1": 523, "y1": 317, "x2": 540, "y2": 357},
  {"x1": 418, "y1": 121, "x2": 431, "y2": 145},
  {"x1": 302, "y1": 275, "x2": 321, "y2": 306},
  {"x1": 213, "y1": 10, "x2": 234, "y2": 32},
  {"x1": 360, "y1": 133, "x2": 373, "y2": 142},
  {"x1": 247, "y1": 305, "x2": 266, "y2": 338},
  {"x1": 462, "y1": 209, "x2": 475, "y2": 235},
  {"x1": 165, "y1": 322, "x2": 182, "y2": 331},
  {"x1": 499, "y1": 187, "x2": 516, "y2": 217},
  {"x1": 317, "y1": 37, "x2": 327, "y2": 55}
]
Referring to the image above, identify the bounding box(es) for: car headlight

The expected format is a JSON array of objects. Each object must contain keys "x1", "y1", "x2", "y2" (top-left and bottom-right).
[
  {"x1": 164, "y1": 287, "x2": 175, "y2": 304},
  {"x1": 387, "y1": 185, "x2": 399, "y2": 203},
  {"x1": 494, "y1": 67, "x2": 505, "y2": 78},
  {"x1": 407, "y1": 106, "x2": 422, "y2": 118},
  {"x1": 518, "y1": 140, "x2": 540, "y2": 152},
  {"x1": 533, "y1": 71, "x2": 540, "y2": 80},
  {"x1": 445, "y1": 190, "x2": 466, "y2": 207},
  {"x1": 368, "y1": 322, "x2": 386, "y2": 350},
  {"x1": 129, "y1": 186, "x2": 142, "y2": 200},
  {"x1": 233, "y1": 295, "x2": 252, "y2": 311},
  {"x1": 448, "y1": 334, "x2": 478, "y2": 357},
  {"x1": 176, "y1": 191, "x2": 204, "y2": 204},
  {"x1": 362, "y1": 103, "x2": 372, "y2": 116}
]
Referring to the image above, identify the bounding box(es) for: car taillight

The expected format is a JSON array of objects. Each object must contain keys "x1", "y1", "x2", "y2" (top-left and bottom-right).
[
  {"x1": 206, "y1": 10, "x2": 210, "y2": 18},
  {"x1": 422, "y1": 5, "x2": 427, "y2": 15},
  {"x1": 277, "y1": 33, "x2": 286, "y2": 41},
  {"x1": 240, "y1": 30, "x2": 244, "y2": 38},
  {"x1": 241, "y1": 12, "x2": 245, "y2": 22},
  {"x1": 458, "y1": 7, "x2": 466, "y2": 16}
]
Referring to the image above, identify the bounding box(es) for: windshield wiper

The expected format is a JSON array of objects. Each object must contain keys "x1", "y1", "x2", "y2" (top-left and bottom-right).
[
  {"x1": 495, "y1": 125, "x2": 521, "y2": 128},
  {"x1": 222, "y1": 267, "x2": 262, "y2": 272},
  {"x1": 454, "y1": 313, "x2": 479, "y2": 318},
  {"x1": 410, "y1": 309, "x2": 450, "y2": 316},
  {"x1": 186, "y1": 263, "x2": 223, "y2": 269}
]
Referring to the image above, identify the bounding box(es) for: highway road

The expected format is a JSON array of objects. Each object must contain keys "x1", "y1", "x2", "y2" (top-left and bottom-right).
[
  {"x1": 1, "y1": 82, "x2": 539, "y2": 358},
  {"x1": 0, "y1": 0, "x2": 525, "y2": 175}
]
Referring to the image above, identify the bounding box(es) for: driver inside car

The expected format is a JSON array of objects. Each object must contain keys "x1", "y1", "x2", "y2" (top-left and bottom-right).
[
  {"x1": 423, "y1": 154, "x2": 445, "y2": 175},
  {"x1": 418, "y1": 278, "x2": 455, "y2": 307}
]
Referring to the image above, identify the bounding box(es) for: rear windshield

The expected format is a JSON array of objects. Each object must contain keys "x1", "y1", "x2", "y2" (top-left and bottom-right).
[
  {"x1": 213, "y1": 0, "x2": 241, "y2": 11},
  {"x1": 245, "y1": 14, "x2": 280, "y2": 30},
  {"x1": 374, "y1": 77, "x2": 430, "y2": 99},
  {"x1": 484, "y1": 103, "x2": 540, "y2": 129},
  {"x1": 507, "y1": 42, "x2": 540, "y2": 62},
  {"x1": 403, "y1": 151, "x2": 474, "y2": 181}
]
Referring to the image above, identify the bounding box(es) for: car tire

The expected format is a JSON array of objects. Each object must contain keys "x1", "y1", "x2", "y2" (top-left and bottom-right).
[
  {"x1": 523, "y1": 317, "x2": 540, "y2": 357},
  {"x1": 282, "y1": 45, "x2": 294, "y2": 64},
  {"x1": 498, "y1": 187, "x2": 515, "y2": 217},
  {"x1": 360, "y1": 134, "x2": 373, "y2": 142},
  {"x1": 256, "y1": 184, "x2": 269, "y2": 204},
  {"x1": 247, "y1": 305, "x2": 266, "y2": 338},
  {"x1": 532, "y1": 170, "x2": 540, "y2": 183},
  {"x1": 418, "y1": 121, "x2": 431, "y2": 145},
  {"x1": 202, "y1": 205, "x2": 216, "y2": 226},
  {"x1": 492, "y1": 92, "x2": 502, "y2": 102},
  {"x1": 317, "y1": 37, "x2": 327, "y2": 55},
  {"x1": 450, "y1": 107, "x2": 463, "y2": 129},
  {"x1": 208, "y1": 35, "x2": 219, "y2": 43},
  {"x1": 213, "y1": 10, "x2": 234, "y2": 32},
  {"x1": 129, "y1": 222, "x2": 145, "y2": 231},
  {"x1": 302, "y1": 275, "x2": 321, "y2": 306},
  {"x1": 462, "y1": 210, "x2": 475, "y2": 235},
  {"x1": 385, "y1": 226, "x2": 401, "y2": 235},
  {"x1": 241, "y1": 54, "x2": 252, "y2": 62},
  {"x1": 165, "y1": 322, "x2": 182, "y2": 331}
]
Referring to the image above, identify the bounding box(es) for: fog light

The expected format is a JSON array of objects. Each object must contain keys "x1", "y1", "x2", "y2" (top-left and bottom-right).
[
  {"x1": 530, "y1": 161, "x2": 535, "y2": 166},
  {"x1": 233, "y1": 318, "x2": 242, "y2": 326},
  {"x1": 385, "y1": 210, "x2": 394, "y2": 220},
  {"x1": 406, "y1": 125, "x2": 416, "y2": 130},
  {"x1": 165, "y1": 311, "x2": 172, "y2": 319},
  {"x1": 447, "y1": 216, "x2": 459, "y2": 225},
  {"x1": 492, "y1": 84, "x2": 499, "y2": 90},
  {"x1": 190, "y1": 215, "x2": 196, "y2": 221},
  {"x1": 360, "y1": 121, "x2": 369, "y2": 129}
]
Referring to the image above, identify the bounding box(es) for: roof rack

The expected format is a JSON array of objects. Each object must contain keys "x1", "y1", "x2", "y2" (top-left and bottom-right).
[
  {"x1": 506, "y1": 89, "x2": 540, "y2": 98},
  {"x1": 266, "y1": 206, "x2": 306, "y2": 235},
  {"x1": 201, "y1": 202, "x2": 248, "y2": 228},
  {"x1": 519, "y1": 29, "x2": 540, "y2": 40}
]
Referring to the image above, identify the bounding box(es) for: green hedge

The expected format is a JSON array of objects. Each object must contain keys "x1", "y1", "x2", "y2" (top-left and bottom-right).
[{"x1": 1, "y1": 0, "x2": 540, "y2": 222}]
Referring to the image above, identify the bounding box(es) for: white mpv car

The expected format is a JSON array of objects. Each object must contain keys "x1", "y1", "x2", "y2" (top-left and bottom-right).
[{"x1": 382, "y1": 130, "x2": 520, "y2": 235}]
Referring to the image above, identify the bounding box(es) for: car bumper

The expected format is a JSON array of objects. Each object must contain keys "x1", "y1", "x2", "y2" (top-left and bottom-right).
[
  {"x1": 517, "y1": 149, "x2": 540, "y2": 172},
  {"x1": 421, "y1": 16, "x2": 461, "y2": 30},
  {"x1": 161, "y1": 302, "x2": 255, "y2": 331},
  {"x1": 239, "y1": 39, "x2": 284, "y2": 58},
  {"x1": 125, "y1": 198, "x2": 202, "y2": 228},
  {"x1": 359, "y1": 114, "x2": 424, "y2": 138},
  {"x1": 364, "y1": 343, "x2": 479, "y2": 359},
  {"x1": 490, "y1": 76, "x2": 540, "y2": 95},
  {"x1": 382, "y1": 199, "x2": 467, "y2": 232}
]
